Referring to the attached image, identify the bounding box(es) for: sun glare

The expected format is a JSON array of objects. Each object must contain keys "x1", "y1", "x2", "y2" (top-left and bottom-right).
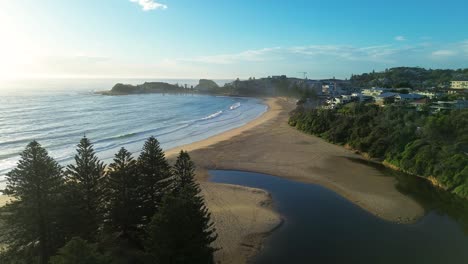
[{"x1": 0, "y1": 7, "x2": 39, "y2": 80}]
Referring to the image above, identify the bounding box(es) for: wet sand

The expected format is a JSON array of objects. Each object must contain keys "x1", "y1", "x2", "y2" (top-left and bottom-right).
[{"x1": 201, "y1": 182, "x2": 281, "y2": 264}]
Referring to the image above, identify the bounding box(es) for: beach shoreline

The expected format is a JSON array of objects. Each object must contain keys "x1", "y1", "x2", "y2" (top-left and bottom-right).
[
  {"x1": 0, "y1": 97, "x2": 425, "y2": 264},
  {"x1": 164, "y1": 97, "x2": 424, "y2": 262}
]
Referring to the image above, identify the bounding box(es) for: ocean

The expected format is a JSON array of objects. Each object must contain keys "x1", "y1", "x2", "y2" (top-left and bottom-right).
[{"x1": 0, "y1": 79, "x2": 266, "y2": 189}]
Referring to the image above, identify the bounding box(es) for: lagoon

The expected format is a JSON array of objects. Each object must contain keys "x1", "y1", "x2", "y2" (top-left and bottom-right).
[{"x1": 210, "y1": 170, "x2": 468, "y2": 264}]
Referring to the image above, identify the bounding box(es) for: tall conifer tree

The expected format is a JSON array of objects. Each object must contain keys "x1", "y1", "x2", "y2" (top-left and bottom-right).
[
  {"x1": 105, "y1": 148, "x2": 140, "y2": 240},
  {"x1": 49, "y1": 237, "x2": 110, "y2": 264},
  {"x1": 137, "y1": 136, "x2": 171, "y2": 224},
  {"x1": 171, "y1": 150, "x2": 198, "y2": 196},
  {"x1": 1, "y1": 141, "x2": 65, "y2": 264},
  {"x1": 146, "y1": 151, "x2": 217, "y2": 263},
  {"x1": 65, "y1": 137, "x2": 106, "y2": 241}
]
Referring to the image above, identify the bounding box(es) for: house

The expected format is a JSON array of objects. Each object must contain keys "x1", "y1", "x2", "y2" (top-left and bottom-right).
[
  {"x1": 430, "y1": 100, "x2": 468, "y2": 113},
  {"x1": 395, "y1": 93, "x2": 424, "y2": 102},
  {"x1": 409, "y1": 98, "x2": 429, "y2": 110},
  {"x1": 447, "y1": 88, "x2": 468, "y2": 95},
  {"x1": 272, "y1": 75, "x2": 287, "y2": 80},
  {"x1": 362, "y1": 87, "x2": 390, "y2": 97},
  {"x1": 374, "y1": 92, "x2": 398, "y2": 105},
  {"x1": 451, "y1": 81, "x2": 468, "y2": 90},
  {"x1": 351, "y1": 92, "x2": 372, "y2": 102},
  {"x1": 322, "y1": 83, "x2": 337, "y2": 95},
  {"x1": 414, "y1": 91, "x2": 440, "y2": 99}
]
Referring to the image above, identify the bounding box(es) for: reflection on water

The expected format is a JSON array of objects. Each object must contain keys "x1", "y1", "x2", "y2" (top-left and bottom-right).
[
  {"x1": 347, "y1": 157, "x2": 468, "y2": 234},
  {"x1": 210, "y1": 170, "x2": 468, "y2": 264}
]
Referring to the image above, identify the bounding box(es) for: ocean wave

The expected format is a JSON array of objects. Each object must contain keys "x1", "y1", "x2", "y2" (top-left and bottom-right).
[
  {"x1": 201, "y1": 110, "x2": 223, "y2": 120},
  {"x1": 94, "y1": 131, "x2": 156, "y2": 145},
  {"x1": 0, "y1": 94, "x2": 267, "y2": 179},
  {"x1": 229, "y1": 102, "x2": 241, "y2": 110},
  {"x1": 93, "y1": 122, "x2": 192, "y2": 148}
]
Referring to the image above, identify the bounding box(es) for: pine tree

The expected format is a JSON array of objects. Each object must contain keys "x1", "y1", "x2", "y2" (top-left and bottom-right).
[
  {"x1": 65, "y1": 137, "x2": 106, "y2": 241},
  {"x1": 49, "y1": 237, "x2": 110, "y2": 264},
  {"x1": 171, "y1": 150, "x2": 197, "y2": 196},
  {"x1": 137, "y1": 136, "x2": 171, "y2": 224},
  {"x1": 0, "y1": 141, "x2": 65, "y2": 264},
  {"x1": 105, "y1": 148, "x2": 140, "y2": 240},
  {"x1": 146, "y1": 151, "x2": 217, "y2": 264}
]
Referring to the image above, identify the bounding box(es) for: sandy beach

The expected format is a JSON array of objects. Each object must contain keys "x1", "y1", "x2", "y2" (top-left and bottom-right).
[
  {"x1": 167, "y1": 97, "x2": 423, "y2": 221},
  {"x1": 0, "y1": 97, "x2": 424, "y2": 264},
  {"x1": 165, "y1": 97, "x2": 424, "y2": 263}
]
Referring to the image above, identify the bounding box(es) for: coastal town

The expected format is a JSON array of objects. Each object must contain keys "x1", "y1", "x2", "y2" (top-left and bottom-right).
[
  {"x1": 314, "y1": 80, "x2": 468, "y2": 112},
  {"x1": 260, "y1": 72, "x2": 468, "y2": 113}
]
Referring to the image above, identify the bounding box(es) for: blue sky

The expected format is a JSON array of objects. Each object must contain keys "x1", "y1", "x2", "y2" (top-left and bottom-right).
[{"x1": 0, "y1": 0, "x2": 467, "y2": 80}]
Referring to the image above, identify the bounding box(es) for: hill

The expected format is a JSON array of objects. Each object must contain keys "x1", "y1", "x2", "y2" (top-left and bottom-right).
[
  {"x1": 100, "y1": 82, "x2": 188, "y2": 95},
  {"x1": 194, "y1": 79, "x2": 220, "y2": 92},
  {"x1": 350, "y1": 67, "x2": 468, "y2": 89}
]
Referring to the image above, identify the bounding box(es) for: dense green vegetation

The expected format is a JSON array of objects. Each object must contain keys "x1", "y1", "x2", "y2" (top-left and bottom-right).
[
  {"x1": 222, "y1": 77, "x2": 316, "y2": 98},
  {"x1": 350, "y1": 67, "x2": 468, "y2": 88},
  {"x1": 106, "y1": 79, "x2": 221, "y2": 95},
  {"x1": 289, "y1": 103, "x2": 468, "y2": 199},
  {"x1": 106, "y1": 77, "x2": 317, "y2": 98},
  {"x1": 194, "y1": 79, "x2": 220, "y2": 93},
  {"x1": 0, "y1": 137, "x2": 217, "y2": 264},
  {"x1": 108, "y1": 82, "x2": 190, "y2": 95}
]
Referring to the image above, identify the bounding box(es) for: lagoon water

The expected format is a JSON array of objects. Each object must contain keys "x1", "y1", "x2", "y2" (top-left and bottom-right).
[
  {"x1": 0, "y1": 79, "x2": 265, "y2": 188},
  {"x1": 210, "y1": 170, "x2": 468, "y2": 264}
]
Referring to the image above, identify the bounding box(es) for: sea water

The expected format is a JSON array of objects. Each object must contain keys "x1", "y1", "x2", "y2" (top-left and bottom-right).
[{"x1": 0, "y1": 79, "x2": 267, "y2": 189}]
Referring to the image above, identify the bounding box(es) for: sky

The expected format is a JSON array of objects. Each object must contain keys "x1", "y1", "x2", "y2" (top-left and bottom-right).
[{"x1": 0, "y1": 0, "x2": 467, "y2": 80}]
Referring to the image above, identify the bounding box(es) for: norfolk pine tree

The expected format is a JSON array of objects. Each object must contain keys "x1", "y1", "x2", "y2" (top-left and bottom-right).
[
  {"x1": 137, "y1": 136, "x2": 171, "y2": 224},
  {"x1": 146, "y1": 150, "x2": 217, "y2": 264},
  {"x1": 0, "y1": 141, "x2": 65, "y2": 264},
  {"x1": 65, "y1": 137, "x2": 106, "y2": 241},
  {"x1": 49, "y1": 237, "x2": 110, "y2": 264},
  {"x1": 105, "y1": 147, "x2": 140, "y2": 241}
]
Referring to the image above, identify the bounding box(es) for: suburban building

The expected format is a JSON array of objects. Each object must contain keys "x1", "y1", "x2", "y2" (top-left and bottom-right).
[
  {"x1": 395, "y1": 93, "x2": 424, "y2": 102},
  {"x1": 350, "y1": 93, "x2": 370, "y2": 102},
  {"x1": 374, "y1": 92, "x2": 425, "y2": 105},
  {"x1": 362, "y1": 87, "x2": 390, "y2": 97},
  {"x1": 409, "y1": 98, "x2": 430, "y2": 111},
  {"x1": 414, "y1": 91, "x2": 441, "y2": 99},
  {"x1": 451, "y1": 81, "x2": 468, "y2": 90},
  {"x1": 322, "y1": 84, "x2": 333, "y2": 95},
  {"x1": 430, "y1": 100, "x2": 468, "y2": 113},
  {"x1": 271, "y1": 75, "x2": 287, "y2": 80}
]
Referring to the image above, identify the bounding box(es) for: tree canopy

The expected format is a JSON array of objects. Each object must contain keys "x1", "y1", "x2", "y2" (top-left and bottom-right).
[
  {"x1": 0, "y1": 137, "x2": 217, "y2": 264},
  {"x1": 289, "y1": 104, "x2": 468, "y2": 199}
]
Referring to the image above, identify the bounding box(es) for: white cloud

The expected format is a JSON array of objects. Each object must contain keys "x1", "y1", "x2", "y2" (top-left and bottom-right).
[
  {"x1": 180, "y1": 47, "x2": 282, "y2": 64},
  {"x1": 288, "y1": 45, "x2": 403, "y2": 62},
  {"x1": 180, "y1": 44, "x2": 412, "y2": 65},
  {"x1": 395, "y1": 36, "x2": 406, "y2": 41},
  {"x1": 130, "y1": 0, "x2": 167, "y2": 11},
  {"x1": 9, "y1": 39, "x2": 468, "y2": 80},
  {"x1": 432, "y1": 50, "x2": 457, "y2": 57}
]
